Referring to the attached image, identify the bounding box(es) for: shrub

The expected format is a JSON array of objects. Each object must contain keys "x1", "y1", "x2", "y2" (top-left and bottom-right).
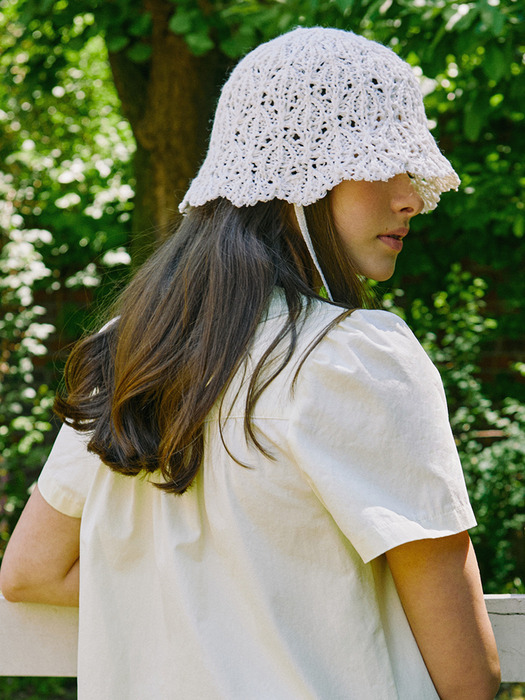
[
  {"x1": 385, "y1": 264, "x2": 525, "y2": 592},
  {"x1": 0, "y1": 228, "x2": 56, "y2": 559}
]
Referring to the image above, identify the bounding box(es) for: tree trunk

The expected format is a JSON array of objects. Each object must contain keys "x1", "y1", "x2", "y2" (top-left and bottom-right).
[{"x1": 108, "y1": 0, "x2": 229, "y2": 266}]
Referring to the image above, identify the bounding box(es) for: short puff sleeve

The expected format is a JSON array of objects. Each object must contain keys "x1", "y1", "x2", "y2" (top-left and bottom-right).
[
  {"x1": 287, "y1": 309, "x2": 476, "y2": 563},
  {"x1": 38, "y1": 424, "x2": 100, "y2": 517}
]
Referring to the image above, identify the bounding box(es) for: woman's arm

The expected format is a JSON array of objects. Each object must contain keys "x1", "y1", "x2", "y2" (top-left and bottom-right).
[
  {"x1": 0, "y1": 485, "x2": 80, "y2": 607},
  {"x1": 386, "y1": 531, "x2": 500, "y2": 700}
]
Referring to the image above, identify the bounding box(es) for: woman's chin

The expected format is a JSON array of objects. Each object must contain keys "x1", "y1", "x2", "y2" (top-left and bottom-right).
[{"x1": 365, "y1": 266, "x2": 396, "y2": 283}]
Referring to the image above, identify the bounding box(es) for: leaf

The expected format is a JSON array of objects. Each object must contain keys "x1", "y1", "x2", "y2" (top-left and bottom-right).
[
  {"x1": 513, "y1": 216, "x2": 525, "y2": 239},
  {"x1": 481, "y1": 6, "x2": 505, "y2": 36},
  {"x1": 451, "y1": 6, "x2": 478, "y2": 33},
  {"x1": 184, "y1": 31, "x2": 214, "y2": 56},
  {"x1": 483, "y1": 44, "x2": 508, "y2": 83},
  {"x1": 126, "y1": 43, "x2": 152, "y2": 64},
  {"x1": 463, "y1": 96, "x2": 488, "y2": 142},
  {"x1": 219, "y1": 35, "x2": 250, "y2": 60},
  {"x1": 169, "y1": 11, "x2": 194, "y2": 35},
  {"x1": 334, "y1": 0, "x2": 354, "y2": 11},
  {"x1": 67, "y1": 34, "x2": 88, "y2": 52},
  {"x1": 106, "y1": 35, "x2": 130, "y2": 53},
  {"x1": 277, "y1": 11, "x2": 297, "y2": 32},
  {"x1": 36, "y1": 0, "x2": 55, "y2": 14},
  {"x1": 129, "y1": 12, "x2": 152, "y2": 38}
]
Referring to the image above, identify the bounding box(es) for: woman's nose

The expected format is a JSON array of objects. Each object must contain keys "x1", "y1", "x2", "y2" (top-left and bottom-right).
[{"x1": 391, "y1": 174, "x2": 425, "y2": 218}]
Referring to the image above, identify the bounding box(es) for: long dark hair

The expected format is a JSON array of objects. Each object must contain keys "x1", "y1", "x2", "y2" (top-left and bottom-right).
[{"x1": 54, "y1": 196, "x2": 375, "y2": 493}]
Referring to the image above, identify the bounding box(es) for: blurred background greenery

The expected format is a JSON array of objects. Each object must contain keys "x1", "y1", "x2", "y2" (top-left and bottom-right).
[{"x1": 0, "y1": 0, "x2": 524, "y2": 695}]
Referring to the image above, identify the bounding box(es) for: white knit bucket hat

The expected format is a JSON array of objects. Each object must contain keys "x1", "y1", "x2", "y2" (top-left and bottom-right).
[{"x1": 179, "y1": 27, "x2": 460, "y2": 295}]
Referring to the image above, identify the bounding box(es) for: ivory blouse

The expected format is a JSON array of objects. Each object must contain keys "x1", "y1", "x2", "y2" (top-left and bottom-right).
[{"x1": 38, "y1": 293, "x2": 476, "y2": 699}]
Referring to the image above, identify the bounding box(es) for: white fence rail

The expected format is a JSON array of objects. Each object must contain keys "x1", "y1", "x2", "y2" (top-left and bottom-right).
[
  {"x1": 484, "y1": 594, "x2": 525, "y2": 683},
  {"x1": 0, "y1": 594, "x2": 524, "y2": 680}
]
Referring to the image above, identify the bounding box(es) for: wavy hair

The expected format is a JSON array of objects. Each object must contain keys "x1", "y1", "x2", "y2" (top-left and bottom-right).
[{"x1": 54, "y1": 196, "x2": 375, "y2": 493}]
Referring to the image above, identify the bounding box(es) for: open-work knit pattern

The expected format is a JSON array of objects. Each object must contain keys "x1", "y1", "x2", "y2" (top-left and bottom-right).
[{"x1": 180, "y1": 27, "x2": 460, "y2": 215}]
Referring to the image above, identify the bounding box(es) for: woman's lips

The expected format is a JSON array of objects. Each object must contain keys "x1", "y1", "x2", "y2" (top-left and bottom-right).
[
  {"x1": 377, "y1": 227, "x2": 408, "y2": 252},
  {"x1": 378, "y1": 235, "x2": 403, "y2": 252}
]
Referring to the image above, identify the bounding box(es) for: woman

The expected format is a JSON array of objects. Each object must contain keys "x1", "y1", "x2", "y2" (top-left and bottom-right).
[{"x1": 0, "y1": 27, "x2": 500, "y2": 699}]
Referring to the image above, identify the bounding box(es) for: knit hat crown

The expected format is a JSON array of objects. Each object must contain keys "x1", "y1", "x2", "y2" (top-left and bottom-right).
[{"x1": 180, "y1": 27, "x2": 459, "y2": 215}]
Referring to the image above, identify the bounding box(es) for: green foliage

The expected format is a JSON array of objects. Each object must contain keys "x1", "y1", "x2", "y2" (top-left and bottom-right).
[
  {"x1": 0, "y1": 675, "x2": 76, "y2": 699},
  {"x1": 496, "y1": 684, "x2": 525, "y2": 700},
  {"x1": 0, "y1": 8, "x2": 135, "y2": 340},
  {"x1": 3, "y1": 0, "x2": 151, "y2": 72},
  {"x1": 387, "y1": 265, "x2": 525, "y2": 593},
  {"x1": 471, "y1": 401, "x2": 525, "y2": 592},
  {"x1": 0, "y1": 227, "x2": 55, "y2": 558}
]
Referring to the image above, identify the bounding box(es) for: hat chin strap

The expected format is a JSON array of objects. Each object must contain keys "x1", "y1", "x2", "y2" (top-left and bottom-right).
[{"x1": 293, "y1": 204, "x2": 333, "y2": 301}]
